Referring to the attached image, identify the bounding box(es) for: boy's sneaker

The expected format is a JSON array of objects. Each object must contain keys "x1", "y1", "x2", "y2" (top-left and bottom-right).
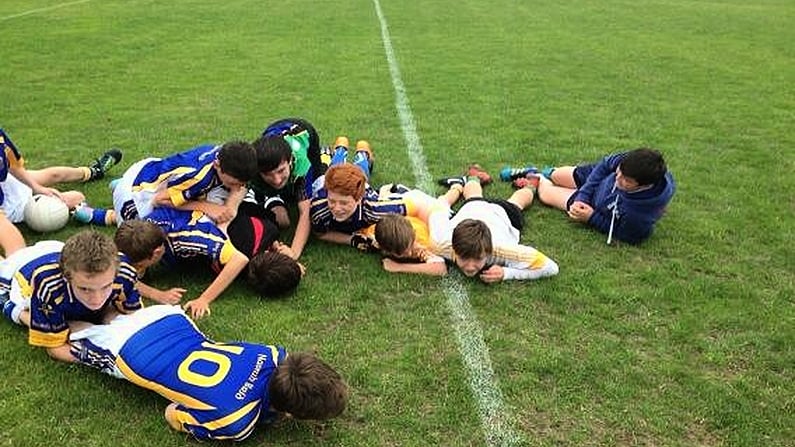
[
  {"x1": 467, "y1": 164, "x2": 492, "y2": 185},
  {"x1": 436, "y1": 176, "x2": 466, "y2": 187},
  {"x1": 88, "y1": 148, "x2": 123, "y2": 181},
  {"x1": 333, "y1": 136, "x2": 350, "y2": 151},
  {"x1": 72, "y1": 202, "x2": 95, "y2": 224},
  {"x1": 0, "y1": 129, "x2": 18, "y2": 152},
  {"x1": 500, "y1": 166, "x2": 538, "y2": 181},
  {"x1": 512, "y1": 174, "x2": 541, "y2": 190}
]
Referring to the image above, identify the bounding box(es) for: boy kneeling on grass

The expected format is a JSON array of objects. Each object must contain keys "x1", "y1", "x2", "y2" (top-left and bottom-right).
[
  {"x1": 68, "y1": 304, "x2": 347, "y2": 441},
  {"x1": 374, "y1": 167, "x2": 559, "y2": 283}
]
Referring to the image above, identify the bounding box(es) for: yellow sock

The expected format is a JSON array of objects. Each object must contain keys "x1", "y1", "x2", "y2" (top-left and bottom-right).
[
  {"x1": 80, "y1": 166, "x2": 91, "y2": 182},
  {"x1": 104, "y1": 210, "x2": 117, "y2": 226}
]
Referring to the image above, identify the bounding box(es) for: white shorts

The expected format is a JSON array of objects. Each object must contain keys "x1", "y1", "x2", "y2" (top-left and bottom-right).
[
  {"x1": 0, "y1": 175, "x2": 33, "y2": 223},
  {"x1": 112, "y1": 158, "x2": 159, "y2": 224},
  {"x1": 0, "y1": 240, "x2": 65, "y2": 324},
  {"x1": 68, "y1": 304, "x2": 185, "y2": 377},
  {"x1": 69, "y1": 305, "x2": 188, "y2": 379}
]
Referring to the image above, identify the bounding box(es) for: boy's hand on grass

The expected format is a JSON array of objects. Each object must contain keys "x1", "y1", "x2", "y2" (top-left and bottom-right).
[
  {"x1": 350, "y1": 234, "x2": 378, "y2": 253},
  {"x1": 382, "y1": 258, "x2": 401, "y2": 272},
  {"x1": 479, "y1": 265, "x2": 504, "y2": 283},
  {"x1": 183, "y1": 298, "x2": 211, "y2": 319},
  {"x1": 157, "y1": 288, "x2": 186, "y2": 305}
]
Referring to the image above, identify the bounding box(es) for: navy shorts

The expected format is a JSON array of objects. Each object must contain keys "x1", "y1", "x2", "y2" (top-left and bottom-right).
[{"x1": 566, "y1": 163, "x2": 597, "y2": 209}]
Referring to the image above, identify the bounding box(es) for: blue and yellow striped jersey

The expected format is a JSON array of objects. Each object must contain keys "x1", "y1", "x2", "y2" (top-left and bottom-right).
[
  {"x1": 132, "y1": 144, "x2": 222, "y2": 207},
  {"x1": 117, "y1": 313, "x2": 287, "y2": 441},
  {"x1": 12, "y1": 247, "x2": 142, "y2": 348},
  {"x1": 310, "y1": 185, "x2": 411, "y2": 234},
  {"x1": 145, "y1": 207, "x2": 237, "y2": 269}
]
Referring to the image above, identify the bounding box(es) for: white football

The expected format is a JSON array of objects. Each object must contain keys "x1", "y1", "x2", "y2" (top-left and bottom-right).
[{"x1": 23, "y1": 194, "x2": 70, "y2": 233}]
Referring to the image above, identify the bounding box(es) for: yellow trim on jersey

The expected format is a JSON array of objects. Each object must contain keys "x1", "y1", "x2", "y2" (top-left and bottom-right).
[
  {"x1": 203, "y1": 400, "x2": 260, "y2": 431},
  {"x1": 171, "y1": 229, "x2": 227, "y2": 245},
  {"x1": 131, "y1": 167, "x2": 195, "y2": 193},
  {"x1": 169, "y1": 400, "x2": 260, "y2": 440},
  {"x1": 29, "y1": 328, "x2": 69, "y2": 348},
  {"x1": 170, "y1": 407, "x2": 200, "y2": 429},
  {"x1": 167, "y1": 163, "x2": 215, "y2": 207},
  {"x1": 188, "y1": 210, "x2": 204, "y2": 226},
  {"x1": 14, "y1": 271, "x2": 34, "y2": 299},
  {"x1": 15, "y1": 261, "x2": 61, "y2": 300},
  {"x1": 116, "y1": 356, "x2": 216, "y2": 410},
  {"x1": 208, "y1": 410, "x2": 260, "y2": 441},
  {"x1": 218, "y1": 241, "x2": 236, "y2": 266},
  {"x1": 4, "y1": 146, "x2": 23, "y2": 169}
]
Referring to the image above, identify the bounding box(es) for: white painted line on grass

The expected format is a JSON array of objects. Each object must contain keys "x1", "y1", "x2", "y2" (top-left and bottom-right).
[
  {"x1": 372, "y1": 1, "x2": 522, "y2": 445},
  {"x1": 0, "y1": 0, "x2": 91, "y2": 22},
  {"x1": 370, "y1": 0, "x2": 431, "y2": 190}
]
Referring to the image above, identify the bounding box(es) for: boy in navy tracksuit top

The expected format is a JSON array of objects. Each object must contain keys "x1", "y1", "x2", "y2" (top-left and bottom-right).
[{"x1": 510, "y1": 148, "x2": 675, "y2": 244}]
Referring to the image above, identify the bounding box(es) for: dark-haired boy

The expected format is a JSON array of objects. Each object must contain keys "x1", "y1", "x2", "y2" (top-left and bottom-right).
[
  {"x1": 77, "y1": 141, "x2": 258, "y2": 226},
  {"x1": 428, "y1": 173, "x2": 559, "y2": 283},
  {"x1": 116, "y1": 200, "x2": 303, "y2": 318},
  {"x1": 505, "y1": 148, "x2": 676, "y2": 244},
  {"x1": 68, "y1": 304, "x2": 347, "y2": 441},
  {"x1": 249, "y1": 118, "x2": 333, "y2": 259}
]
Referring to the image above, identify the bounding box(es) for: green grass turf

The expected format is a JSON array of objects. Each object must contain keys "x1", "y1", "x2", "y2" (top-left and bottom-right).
[{"x1": 1, "y1": 0, "x2": 793, "y2": 445}]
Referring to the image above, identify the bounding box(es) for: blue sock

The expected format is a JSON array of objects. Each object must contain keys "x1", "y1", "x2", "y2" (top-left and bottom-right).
[
  {"x1": 330, "y1": 147, "x2": 348, "y2": 166},
  {"x1": 352, "y1": 151, "x2": 371, "y2": 180},
  {"x1": 90, "y1": 208, "x2": 111, "y2": 226},
  {"x1": 2, "y1": 295, "x2": 15, "y2": 322}
]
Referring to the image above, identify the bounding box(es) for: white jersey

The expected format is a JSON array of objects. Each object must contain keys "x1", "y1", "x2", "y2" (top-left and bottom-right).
[
  {"x1": 450, "y1": 200, "x2": 520, "y2": 245},
  {"x1": 428, "y1": 199, "x2": 559, "y2": 281}
]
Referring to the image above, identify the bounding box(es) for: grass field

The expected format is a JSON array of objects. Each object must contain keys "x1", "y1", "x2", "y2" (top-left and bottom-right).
[{"x1": 1, "y1": 0, "x2": 793, "y2": 446}]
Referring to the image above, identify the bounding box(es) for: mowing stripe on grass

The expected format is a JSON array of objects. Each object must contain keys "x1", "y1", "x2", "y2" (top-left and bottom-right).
[
  {"x1": 372, "y1": 1, "x2": 522, "y2": 445},
  {"x1": 0, "y1": 0, "x2": 91, "y2": 22}
]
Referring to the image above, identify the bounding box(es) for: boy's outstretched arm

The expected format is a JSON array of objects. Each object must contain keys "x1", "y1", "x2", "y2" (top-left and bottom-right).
[
  {"x1": 382, "y1": 258, "x2": 447, "y2": 276},
  {"x1": 315, "y1": 230, "x2": 356, "y2": 245},
  {"x1": 9, "y1": 164, "x2": 62, "y2": 200},
  {"x1": 136, "y1": 281, "x2": 186, "y2": 305},
  {"x1": 183, "y1": 249, "x2": 249, "y2": 319},
  {"x1": 289, "y1": 199, "x2": 312, "y2": 259},
  {"x1": 487, "y1": 245, "x2": 560, "y2": 282},
  {"x1": 46, "y1": 343, "x2": 78, "y2": 363}
]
